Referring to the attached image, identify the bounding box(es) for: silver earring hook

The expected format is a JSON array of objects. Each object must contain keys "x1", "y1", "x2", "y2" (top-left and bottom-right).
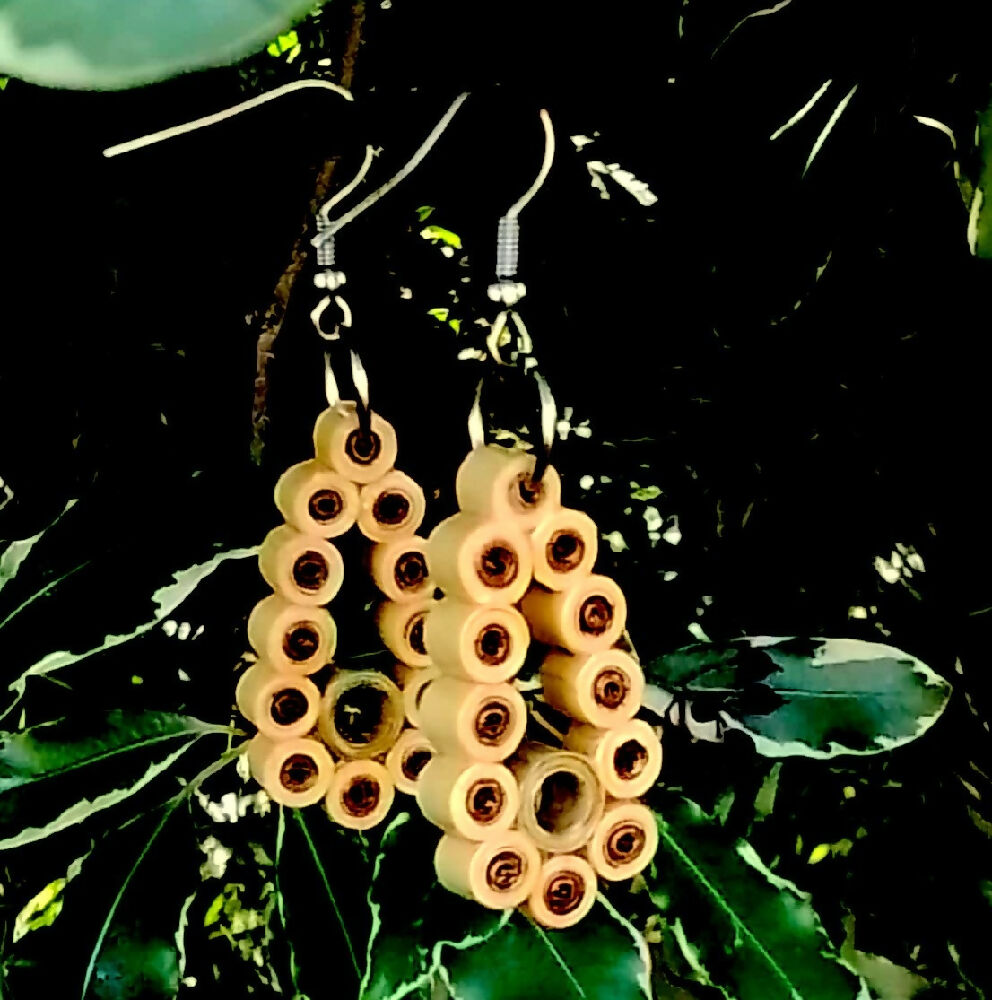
[
  {"x1": 102, "y1": 79, "x2": 353, "y2": 158},
  {"x1": 489, "y1": 108, "x2": 555, "y2": 308}
]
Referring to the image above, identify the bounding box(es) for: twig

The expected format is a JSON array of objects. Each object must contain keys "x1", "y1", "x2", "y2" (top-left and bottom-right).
[{"x1": 249, "y1": 1, "x2": 367, "y2": 465}]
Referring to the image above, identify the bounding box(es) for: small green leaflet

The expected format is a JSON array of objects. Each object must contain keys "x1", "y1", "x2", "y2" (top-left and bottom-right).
[{"x1": 420, "y1": 225, "x2": 462, "y2": 249}]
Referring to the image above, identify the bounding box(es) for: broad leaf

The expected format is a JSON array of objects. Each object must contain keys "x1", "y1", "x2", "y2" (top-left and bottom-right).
[
  {"x1": 646, "y1": 637, "x2": 951, "y2": 758},
  {"x1": 0, "y1": 500, "x2": 77, "y2": 596},
  {"x1": 1, "y1": 546, "x2": 257, "y2": 721},
  {"x1": 0, "y1": 0, "x2": 318, "y2": 90},
  {"x1": 0, "y1": 711, "x2": 231, "y2": 849},
  {"x1": 441, "y1": 897, "x2": 651, "y2": 1000},
  {"x1": 646, "y1": 794, "x2": 864, "y2": 1000},
  {"x1": 360, "y1": 811, "x2": 508, "y2": 1000}
]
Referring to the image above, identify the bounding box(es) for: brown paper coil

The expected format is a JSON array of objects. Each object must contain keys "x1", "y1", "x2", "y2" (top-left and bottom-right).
[
  {"x1": 393, "y1": 663, "x2": 440, "y2": 728},
  {"x1": 357, "y1": 471, "x2": 427, "y2": 542},
  {"x1": 428, "y1": 513, "x2": 534, "y2": 605},
  {"x1": 540, "y1": 649, "x2": 644, "y2": 727},
  {"x1": 312, "y1": 402, "x2": 398, "y2": 484},
  {"x1": 523, "y1": 854, "x2": 598, "y2": 929},
  {"x1": 418, "y1": 677, "x2": 527, "y2": 763},
  {"x1": 273, "y1": 459, "x2": 360, "y2": 538},
  {"x1": 416, "y1": 756, "x2": 520, "y2": 840},
  {"x1": 520, "y1": 575, "x2": 627, "y2": 653},
  {"x1": 454, "y1": 446, "x2": 563, "y2": 530},
  {"x1": 246, "y1": 594, "x2": 336, "y2": 674},
  {"x1": 530, "y1": 508, "x2": 599, "y2": 590},
  {"x1": 584, "y1": 800, "x2": 658, "y2": 882},
  {"x1": 564, "y1": 720, "x2": 662, "y2": 798},
  {"x1": 510, "y1": 744, "x2": 606, "y2": 853},
  {"x1": 423, "y1": 600, "x2": 530, "y2": 683},
  {"x1": 434, "y1": 830, "x2": 541, "y2": 909},
  {"x1": 236, "y1": 663, "x2": 320, "y2": 740},
  {"x1": 246, "y1": 734, "x2": 334, "y2": 807},
  {"x1": 325, "y1": 759, "x2": 396, "y2": 830},
  {"x1": 317, "y1": 669, "x2": 405, "y2": 759},
  {"x1": 376, "y1": 598, "x2": 433, "y2": 668},
  {"x1": 385, "y1": 728, "x2": 435, "y2": 796},
  {"x1": 369, "y1": 536, "x2": 432, "y2": 604},
  {"x1": 258, "y1": 525, "x2": 345, "y2": 606}
]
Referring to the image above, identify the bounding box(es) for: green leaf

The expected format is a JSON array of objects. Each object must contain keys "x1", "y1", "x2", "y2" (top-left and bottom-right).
[
  {"x1": 646, "y1": 794, "x2": 864, "y2": 1000},
  {"x1": 13, "y1": 877, "x2": 67, "y2": 942},
  {"x1": 0, "y1": 711, "x2": 231, "y2": 849},
  {"x1": 1, "y1": 545, "x2": 257, "y2": 720},
  {"x1": 441, "y1": 897, "x2": 651, "y2": 1000},
  {"x1": 0, "y1": 0, "x2": 318, "y2": 90},
  {"x1": 970, "y1": 88, "x2": 992, "y2": 257},
  {"x1": 420, "y1": 225, "x2": 462, "y2": 249},
  {"x1": 646, "y1": 637, "x2": 951, "y2": 758},
  {"x1": 415, "y1": 206, "x2": 435, "y2": 222},
  {"x1": 266, "y1": 28, "x2": 299, "y2": 58},
  {"x1": 361, "y1": 812, "x2": 508, "y2": 1000},
  {"x1": 0, "y1": 499, "x2": 78, "y2": 598}
]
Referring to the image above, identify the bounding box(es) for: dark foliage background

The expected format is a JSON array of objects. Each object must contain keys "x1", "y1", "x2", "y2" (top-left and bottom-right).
[{"x1": 2, "y1": 0, "x2": 992, "y2": 996}]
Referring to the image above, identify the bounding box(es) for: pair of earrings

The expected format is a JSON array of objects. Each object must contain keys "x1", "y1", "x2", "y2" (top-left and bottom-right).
[{"x1": 108, "y1": 87, "x2": 663, "y2": 928}]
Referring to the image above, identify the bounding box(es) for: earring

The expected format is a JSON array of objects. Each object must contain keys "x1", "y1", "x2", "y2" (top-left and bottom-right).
[
  {"x1": 414, "y1": 109, "x2": 663, "y2": 928},
  {"x1": 235, "y1": 94, "x2": 467, "y2": 826}
]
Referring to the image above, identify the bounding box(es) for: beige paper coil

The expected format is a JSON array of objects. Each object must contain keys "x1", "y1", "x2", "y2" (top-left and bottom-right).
[
  {"x1": 520, "y1": 575, "x2": 627, "y2": 653},
  {"x1": 510, "y1": 743, "x2": 606, "y2": 853},
  {"x1": 274, "y1": 459, "x2": 359, "y2": 538},
  {"x1": 369, "y1": 536, "x2": 431, "y2": 604},
  {"x1": 385, "y1": 729, "x2": 435, "y2": 796},
  {"x1": 317, "y1": 669, "x2": 405, "y2": 759},
  {"x1": 357, "y1": 471, "x2": 426, "y2": 542},
  {"x1": 377, "y1": 598, "x2": 432, "y2": 668},
  {"x1": 531, "y1": 508, "x2": 599, "y2": 590},
  {"x1": 540, "y1": 648, "x2": 644, "y2": 727},
  {"x1": 416, "y1": 756, "x2": 520, "y2": 840},
  {"x1": 454, "y1": 445, "x2": 562, "y2": 530},
  {"x1": 312, "y1": 402, "x2": 398, "y2": 484},
  {"x1": 246, "y1": 734, "x2": 334, "y2": 807},
  {"x1": 418, "y1": 677, "x2": 527, "y2": 762},
  {"x1": 434, "y1": 830, "x2": 541, "y2": 909},
  {"x1": 564, "y1": 720, "x2": 662, "y2": 799},
  {"x1": 428, "y1": 513, "x2": 533, "y2": 605},
  {"x1": 523, "y1": 853, "x2": 598, "y2": 929},
  {"x1": 246, "y1": 594, "x2": 336, "y2": 674},
  {"x1": 258, "y1": 525, "x2": 344, "y2": 606},
  {"x1": 325, "y1": 759, "x2": 395, "y2": 831},
  {"x1": 236, "y1": 663, "x2": 320, "y2": 740},
  {"x1": 584, "y1": 800, "x2": 658, "y2": 882},
  {"x1": 423, "y1": 600, "x2": 530, "y2": 683},
  {"x1": 393, "y1": 662, "x2": 440, "y2": 728}
]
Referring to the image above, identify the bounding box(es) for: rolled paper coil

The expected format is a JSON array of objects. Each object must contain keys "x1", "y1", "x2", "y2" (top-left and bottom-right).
[
  {"x1": 236, "y1": 663, "x2": 320, "y2": 741},
  {"x1": 369, "y1": 536, "x2": 431, "y2": 604},
  {"x1": 357, "y1": 471, "x2": 427, "y2": 542},
  {"x1": 530, "y1": 508, "x2": 599, "y2": 590},
  {"x1": 455, "y1": 445, "x2": 562, "y2": 530},
  {"x1": 523, "y1": 854, "x2": 598, "y2": 929},
  {"x1": 423, "y1": 599, "x2": 530, "y2": 683},
  {"x1": 258, "y1": 525, "x2": 344, "y2": 606},
  {"x1": 584, "y1": 800, "x2": 658, "y2": 882},
  {"x1": 317, "y1": 669, "x2": 405, "y2": 759},
  {"x1": 419, "y1": 677, "x2": 527, "y2": 763},
  {"x1": 564, "y1": 720, "x2": 662, "y2": 799},
  {"x1": 540, "y1": 648, "x2": 644, "y2": 727},
  {"x1": 325, "y1": 759, "x2": 396, "y2": 831},
  {"x1": 376, "y1": 598, "x2": 433, "y2": 668},
  {"x1": 393, "y1": 662, "x2": 440, "y2": 728},
  {"x1": 246, "y1": 594, "x2": 336, "y2": 674},
  {"x1": 417, "y1": 756, "x2": 520, "y2": 840},
  {"x1": 246, "y1": 735, "x2": 334, "y2": 807},
  {"x1": 510, "y1": 744, "x2": 605, "y2": 853},
  {"x1": 274, "y1": 459, "x2": 359, "y2": 538},
  {"x1": 385, "y1": 728, "x2": 435, "y2": 796},
  {"x1": 434, "y1": 830, "x2": 541, "y2": 909},
  {"x1": 313, "y1": 402, "x2": 398, "y2": 484},
  {"x1": 428, "y1": 513, "x2": 533, "y2": 605},
  {"x1": 520, "y1": 575, "x2": 627, "y2": 653}
]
